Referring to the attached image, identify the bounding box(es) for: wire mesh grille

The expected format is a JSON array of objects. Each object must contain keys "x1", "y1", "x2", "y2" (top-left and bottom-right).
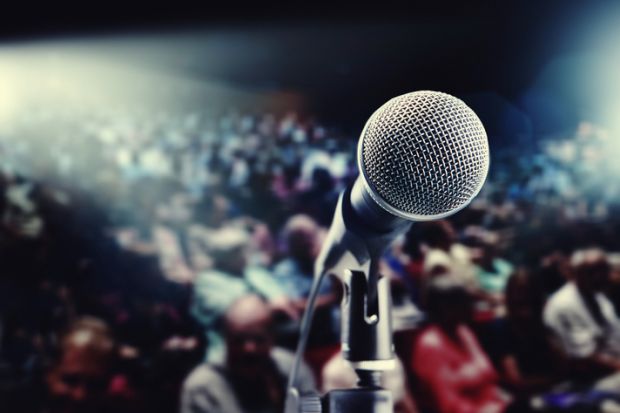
[{"x1": 360, "y1": 91, "x2": 489, "y2": 218}]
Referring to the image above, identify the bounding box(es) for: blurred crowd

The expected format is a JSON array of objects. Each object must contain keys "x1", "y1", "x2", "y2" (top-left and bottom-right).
[{"x1": 1, "y1": 106, "x2": 620, "y2": 413}]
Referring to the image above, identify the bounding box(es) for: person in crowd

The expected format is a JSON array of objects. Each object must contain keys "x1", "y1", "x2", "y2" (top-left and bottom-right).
[
  {"x1": 293, "y1": 167, "x2": 339, "y2": 227},
  {"x1": 151, "y1": 184, "x2": 196, "y2": 284},
  {"x1": 273, "y1": 215, "x2": 323, "y2": 297},
  {"x1": 191, "y1": 227, "x2": 299, "y2": 363},
  {"x1": 498, "y1": 270, "x2": 563, "y2": 397},
  {"x1": 537, "y1": 251, "x2": 571, "y2": 297},
  {"x1": 44, "y1": 317, "x2": 118, "y2": 413},
  {"x1": 419, "y1": 221, "x2": 478, "y2": 289},
  {"x1": 273, "y1": 215, "x2": 338, "y2": 323},
  {"x1": 464, "y1": 227, "x2": 513, "y2": 321},
  {"x1": 181, "y1": 294, "x2": 315, "y2": 413},
  {"x1": 543, "y1": 248, "x2": 620, "y2": 389},
  {"x1": 273, "y1": 214, "x2": 341, "y2": 374},
  {"x1": 411, "y1": 276, "x2": 513, "y2": 413},
  {"x1": 466, "y1": 228, "x2": 514, "y2": 298}
]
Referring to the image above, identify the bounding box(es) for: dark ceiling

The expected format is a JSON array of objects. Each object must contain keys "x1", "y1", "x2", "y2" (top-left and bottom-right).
[{"x1": 2, "y1": 1, "x2": 617, "y2": 136}]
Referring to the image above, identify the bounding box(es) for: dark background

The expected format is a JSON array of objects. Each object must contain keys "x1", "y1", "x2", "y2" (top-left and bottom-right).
[{"x1": 3, "y1": 1, "x2": 617, "y2": 142}]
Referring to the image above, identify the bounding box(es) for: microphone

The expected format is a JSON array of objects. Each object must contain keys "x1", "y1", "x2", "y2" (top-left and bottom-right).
[
  {"x1": 286, "y1": 91, "x2": 489, "y2": 413},
  {"x1": 315, "y1": 90, "x2": 490, "y2": 278}
]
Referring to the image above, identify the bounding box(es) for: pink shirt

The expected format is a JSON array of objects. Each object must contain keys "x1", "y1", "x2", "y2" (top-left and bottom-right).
[{"x1": 412, "y1": 324, "x2": 509, "y2": 413}]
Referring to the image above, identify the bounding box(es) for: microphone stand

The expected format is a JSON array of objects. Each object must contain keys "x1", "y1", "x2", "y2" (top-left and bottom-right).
[
  {"x1": 286, "y1": 186, "x2": 408, "y2": 413},
  {"x1": 286, "y1": 265, "x2": 395, "y2": 413},
  {"x1": 323, "y1": 268, "x2": 394, "y2": 413}
]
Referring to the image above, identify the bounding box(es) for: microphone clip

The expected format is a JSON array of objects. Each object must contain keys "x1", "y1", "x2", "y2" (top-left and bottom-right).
[{"x1": 286, "y1": 269, "x2": 395, "y2": 413}]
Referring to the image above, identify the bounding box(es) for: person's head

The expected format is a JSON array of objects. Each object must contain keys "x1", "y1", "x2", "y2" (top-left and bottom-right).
[
  {"x1": 208, "y1": 227, "x2": 250, "y2": 275},
  {"x1": 423, "y1": 276, "x2": 472, "y2": 330},
  {"x1": 571, "y1": 248, "x2": 610, "y2": 293},
  {"x1": 505, "y1": 268, "x2": 545, "y2": 326},
  {"x1": 153, "y1": 181, "x2": 192, "y2": 225},
  {"x1": 311, "y1": 167, "x2": 334, "y2": 192},
  {"x1": 463, "y1": 227, "x2": 500, "y2": 267},
  {"x1": 402, "y1": 225, "x2": 424, "y2": 260},
  {"x1": 281, "y1": 214, "x2": 320, "y2": 266},
  {"x1": 421, "y1": 220, "x2": 457, "y2": 251},
  {"x1": 196, "y1": 194, "x2": 231, "y2": 228},
  {"x1": 224, "y1": 294, "x2": 274, "y2": 379},
  {"x1": 539, "y1": 251, "x2": 571, "y2": 294},
  {"x1": 46, "y1": 317, "x2": 116, "y2": 413}
]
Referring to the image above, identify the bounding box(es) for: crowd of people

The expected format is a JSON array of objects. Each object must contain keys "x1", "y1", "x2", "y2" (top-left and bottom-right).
[{"x1": 1, "y1": 104, "x2": 620, "y2": 413}]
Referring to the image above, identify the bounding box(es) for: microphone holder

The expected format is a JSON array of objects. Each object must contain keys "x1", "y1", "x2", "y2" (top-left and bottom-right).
[
  {"x1": 288, "y1": 268, "x2": 395, "y2": 413},
  {"x1": 325, "y1": 268, "x2": 394, "y2": 413}
]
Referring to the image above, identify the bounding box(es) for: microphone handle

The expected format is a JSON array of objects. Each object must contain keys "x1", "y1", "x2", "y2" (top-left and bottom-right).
[{"x1": 350, "y1": 178, "x2": 404, "y2": 233}]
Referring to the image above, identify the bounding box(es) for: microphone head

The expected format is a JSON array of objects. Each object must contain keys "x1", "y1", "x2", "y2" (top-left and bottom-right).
[{"x1": 358, "y1": 90, "x2": 490, "y2": 221}]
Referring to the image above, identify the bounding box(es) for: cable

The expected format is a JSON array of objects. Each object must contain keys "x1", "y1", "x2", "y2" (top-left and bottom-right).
[{"x1": 285, "y1": 267, "x2": 328, "y2": 398}]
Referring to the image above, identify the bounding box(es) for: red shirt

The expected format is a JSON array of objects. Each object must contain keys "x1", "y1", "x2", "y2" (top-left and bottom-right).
[{"x1": 412, "y1": 324, "x2": 510, "y2": 413}]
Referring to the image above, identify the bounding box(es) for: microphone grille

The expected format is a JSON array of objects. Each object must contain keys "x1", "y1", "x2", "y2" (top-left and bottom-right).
[{"x1": 359, "y1": 91, "x2": 489, "y2": 220}]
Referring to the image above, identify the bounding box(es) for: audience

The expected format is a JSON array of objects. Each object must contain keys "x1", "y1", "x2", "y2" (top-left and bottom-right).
[{"x1": 1, "y1": 105, "x2": 620, "y2": 413}]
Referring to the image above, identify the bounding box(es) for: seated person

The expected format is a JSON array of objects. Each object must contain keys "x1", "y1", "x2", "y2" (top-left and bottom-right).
[
  {"x1": 411, "y1": 276, "x2": 512, "y2": 413},
  {"x1": 273, "y1": 214, "x2": 335, "y2": 306},
  {"x1": 467, "y1": 228, "x2": 513, "y2": 299},
  {"x1": 191, "y1": 227, "x2": 298, "y2": 363},
  {"x1": 181, "y1": 294, "x2": 316, "y2": 413},
  {"x1": 273, "y1": 214, "x2": 340, "y2": 348},
  {"x1": 499, "y1": 269, "x2": 563, "y2": 397},
  {"x1": 543, "y1": 248, "x2": 620, "y2": 389},
  {"x1": 420, "y1": 221, "x2": 477, "y2": 288}
]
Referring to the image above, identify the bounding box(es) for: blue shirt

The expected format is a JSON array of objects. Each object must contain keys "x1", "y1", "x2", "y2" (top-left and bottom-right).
[{"x1": 272, "y1": 258, "x2": 332, "y2": 299}]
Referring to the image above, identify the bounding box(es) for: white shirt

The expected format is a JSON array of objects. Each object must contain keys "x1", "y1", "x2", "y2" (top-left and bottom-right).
[{"x1": 543, "y1": 282, "x2": 620, "y2": 359}]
